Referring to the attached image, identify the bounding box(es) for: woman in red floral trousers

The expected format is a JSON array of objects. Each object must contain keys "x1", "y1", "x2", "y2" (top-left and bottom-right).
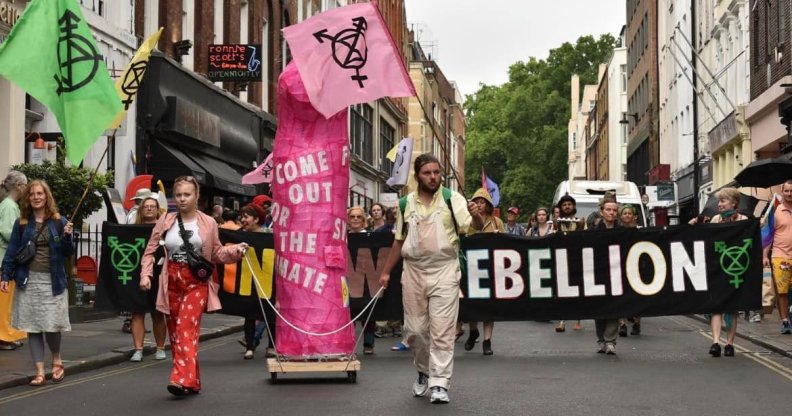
[{"x1": 140, "y1": 176, "x2": 247, "y2": 396}]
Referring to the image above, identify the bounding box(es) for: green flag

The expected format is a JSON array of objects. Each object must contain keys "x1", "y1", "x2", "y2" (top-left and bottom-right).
[{"x1": 0, "y1": 0, "x2": 121, "y2": 165}]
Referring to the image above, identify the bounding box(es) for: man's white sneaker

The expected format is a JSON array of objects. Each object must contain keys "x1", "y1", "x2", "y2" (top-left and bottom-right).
[
  {"x1": 429, "y1": 386, "x2": 450, "y2": 404},
  {"x1": 605, "y1": 343, "x2": 616, "y2": 355},
  {"x1": 154, "y1": 349, "x2": 167, "y2": 360},
  {"x1": 412, "y1": 372, "x2": 429, "y2": 397}
]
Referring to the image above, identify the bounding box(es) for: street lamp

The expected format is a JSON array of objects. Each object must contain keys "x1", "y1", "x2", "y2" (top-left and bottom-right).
[{"x1": 619, "y1": 113, "x2": 640, "y2": 124}]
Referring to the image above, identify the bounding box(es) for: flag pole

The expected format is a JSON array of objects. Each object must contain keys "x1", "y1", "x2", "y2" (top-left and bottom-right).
[{"x1": 68, "y1": 131, "x2": 116, "y2": 222}]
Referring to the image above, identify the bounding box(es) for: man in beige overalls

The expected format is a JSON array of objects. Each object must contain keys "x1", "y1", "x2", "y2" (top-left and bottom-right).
[{"x1": 379, "y1": 153, "x2": 479, "y2": 404}]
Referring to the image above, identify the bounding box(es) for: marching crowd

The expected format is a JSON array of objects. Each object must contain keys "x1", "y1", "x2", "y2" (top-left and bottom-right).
[{"x1": 0, "y1": 157, "x2": 789, "y2": 405}]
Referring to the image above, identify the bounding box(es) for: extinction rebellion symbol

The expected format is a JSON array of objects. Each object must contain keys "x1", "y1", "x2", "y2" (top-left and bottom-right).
[
  {"x1": 54, "y1": 10, "x2": 103, "y2": 95},
  {"x1": 120, "y1": 61, "x2": 148, "y2": 110},
  {"x1": 714, "y1": 239, "x2": 752, "y2": 289},
  {"x1": 108, "y1": 237, "x2": 147, "y2": 285},
  {"x1": 313, "y1": 16, "x2": 369, "y2": 88}
]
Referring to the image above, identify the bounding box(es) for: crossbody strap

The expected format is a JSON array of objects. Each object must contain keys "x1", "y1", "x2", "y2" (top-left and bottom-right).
[
  {"x1": 175, "y1": 214, "x2": 195, "y2": 252},
  {"x1": 21, "y1": 218, "x2": 51, "y2": 245}
]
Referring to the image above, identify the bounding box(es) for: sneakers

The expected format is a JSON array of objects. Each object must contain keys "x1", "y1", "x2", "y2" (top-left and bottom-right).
[
  {"x1": 464, "y1": 329, "x2": 479, "y2": 351},
  {"x1": 363, "y1": 346, "x2": 374, "y2": 355},
  {"x1": 605, "y1": 343, "x2": 616, "y2": 355},
  {"x1": 130, "y1": 349, "x2": 143, "y2": 362},
  {"x1": 709, "y1": 343, "x2": 721, "y2": 357},
  {"x1": 724, "y1": 344, "x2": 735, "y2": 357},
  {"x1": 429, "y1": 386, "x2": 450, "y2": 404},
  {"x1": 782, "y1": 320, "x2": 792, "y2": 335},
  {"x1": 154, "y1": 349, "x2": 167, "y2": 360},
  {"x1": 243, "y1": 350, "x2": 254, "y2": 360},
  {"x1": 374, "y1": 329, "x2": 388, "y2": 338},
  {"x1": 391, "y1": 341, "x2": 411, "y2": 351},
  {"x1": 597, "y1": 343, "x2": 606, "y2": 354},
  {"x1": 630, "y1": 323, "x2": 641, "y2": 335},
  {"x1": 749, "y1": 311, "x2": 762, "y2": 323},
  {"x1": 618, "y1": 323, "x2": 628, "y2": 337},
  {"x1": 412, "y1": 372, "x2": 429, "y2": 397}
]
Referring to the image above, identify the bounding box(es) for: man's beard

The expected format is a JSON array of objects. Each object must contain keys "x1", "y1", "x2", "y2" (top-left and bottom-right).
[{"x1": 418, "y1": 180, "x2": 440, "y2": 194}]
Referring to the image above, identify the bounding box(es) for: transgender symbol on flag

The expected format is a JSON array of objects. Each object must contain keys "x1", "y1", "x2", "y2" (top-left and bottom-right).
[{"x1": 313, "y1": 16, "x2": 369, "y2": 88}]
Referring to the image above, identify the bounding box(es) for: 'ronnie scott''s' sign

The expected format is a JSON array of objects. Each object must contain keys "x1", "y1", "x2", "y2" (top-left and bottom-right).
[{"x1": 207, "y1": 44, "x2": 262, "y2": 82}]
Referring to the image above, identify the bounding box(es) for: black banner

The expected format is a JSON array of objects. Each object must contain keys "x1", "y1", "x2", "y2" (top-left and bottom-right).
[
  {"x1": 95, "y1": 223, "x2": 156, "y2": 313},
  {"x1": 96, "y1": 220, "x2": 762, "y2": 321}
]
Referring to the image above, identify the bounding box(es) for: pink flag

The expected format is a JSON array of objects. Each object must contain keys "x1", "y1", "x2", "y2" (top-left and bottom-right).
[
  {"x1": 282, "y1": 2, "x2": 415, "y2": 118},
  {"x1": 241, "y1": 153, "x2": 275, "y2": 185}
]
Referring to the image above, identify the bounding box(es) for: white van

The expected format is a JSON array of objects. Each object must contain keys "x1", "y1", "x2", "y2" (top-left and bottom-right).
[{"x1": 552, "y1": 180, "x2": 648, "y2": 227}]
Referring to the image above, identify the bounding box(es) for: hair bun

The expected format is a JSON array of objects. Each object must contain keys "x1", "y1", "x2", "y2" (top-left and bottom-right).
[{"x1": 602, "y1": 191, "x2": 617, "y2": 204}]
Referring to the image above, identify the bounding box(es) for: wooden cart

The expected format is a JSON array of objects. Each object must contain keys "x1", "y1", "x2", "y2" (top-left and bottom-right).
[{"x1": 267, "y1": 357, "x2": 361, "y2": 383}]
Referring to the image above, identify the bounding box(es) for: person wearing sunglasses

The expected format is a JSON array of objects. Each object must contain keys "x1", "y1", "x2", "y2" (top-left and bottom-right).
[
  {"x1": 140, "y1": 176, "x2": 248, "y2": 396},
  {"x1": 128, "y1": 196, "x2": 167, "y2": 363}
]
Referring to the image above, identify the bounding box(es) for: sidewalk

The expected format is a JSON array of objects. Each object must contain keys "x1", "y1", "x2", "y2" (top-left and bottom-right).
[
  {"x1": 690, "y1": 310, "x2": 792, "y2": 356},
  {"x1": 0, "y1": 313, "x2": 243, "y2": 390}
]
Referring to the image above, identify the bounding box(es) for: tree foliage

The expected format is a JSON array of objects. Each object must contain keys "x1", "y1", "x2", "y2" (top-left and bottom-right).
[
  {"x1": 12, "y1": 160, "x2": 113, "y2": 225},
  {"x1": 465, "y1": 34, "x2": 616, "y2": 216}
]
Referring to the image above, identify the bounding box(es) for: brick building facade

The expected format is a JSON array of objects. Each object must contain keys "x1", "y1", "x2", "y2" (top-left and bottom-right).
[{"x1": 626, "y1": 0, "x2": 660, "y2": 186}]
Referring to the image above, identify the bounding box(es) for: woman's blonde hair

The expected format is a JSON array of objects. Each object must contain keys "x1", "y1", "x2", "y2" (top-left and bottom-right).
[
  {"x1": 19, "y1": 180, "x2": 60, "y2": 223},
  {"x1": 134, "y1": 196, "x2": 160, "y2": 224},
  {"x1": 347, "y1": 206, "x2": 365, "y2": 218},
  {"x1": 715, "y1": 187, "x2": 740, "y2": 208}
]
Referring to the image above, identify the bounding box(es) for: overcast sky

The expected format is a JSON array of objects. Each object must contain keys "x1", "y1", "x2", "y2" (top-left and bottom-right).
[{"x1": 404, "y1": 0, "x2": 626, "y2": 97}]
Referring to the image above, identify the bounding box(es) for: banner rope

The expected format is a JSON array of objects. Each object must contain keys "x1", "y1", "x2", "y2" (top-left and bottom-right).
[{"x1": 245, "y1": 255, "x2": 384, "y2": 337}]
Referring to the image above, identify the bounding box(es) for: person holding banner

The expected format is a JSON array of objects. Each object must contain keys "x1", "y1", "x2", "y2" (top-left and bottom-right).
[
  {"x1": 238, "y1": 203, "x2": 272, "y2": 360},
  {"x1": 618, "y1": 204, "x2": 641, "y2": 337},
  {"x1": 555, "y1": 195, "x2": 586, "y2": 333},
  {"x1": 349, "y1": 206, "x2": 377, "y2": 355},
  {"x1": 379, "y1": 154, "x2": 479, "y2": 404},
  {"x1": 690, "y1": 187, "x2": 747, "y2": 357},
  {"x1": 368, "y1": 203, "x2": 386, "y2": 232},
  {"x1": 0, "y1": 171, "x2": 27, "y2": 351},
  {"x1": 591, "y1": 193, "x2": 621, "y2": 355},
  {"x1": 465, "y1": 188, "x2": 505, "y2": 356},
  {"x1": 527, "y1": 207, "x2": 554, "y2": 237},
  {"x1": 1, "y1": 180, "x2": 74, "y2": 386},
  {"x1": 139, "y1": 176, "x2": 248, "y2": 396},
  {"x1": 129, "y1": 195, "x2": 167, "y2": 363}
]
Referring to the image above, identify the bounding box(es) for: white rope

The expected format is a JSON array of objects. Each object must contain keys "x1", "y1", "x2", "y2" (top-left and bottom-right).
[{"x1": 245, "y1": 254, "x2": 385, "y2": 337}]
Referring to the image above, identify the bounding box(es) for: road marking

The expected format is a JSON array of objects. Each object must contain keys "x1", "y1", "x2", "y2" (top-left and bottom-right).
[
  {"x1": 0, "y1": 338, "x2": 233, "y2": 405},
  {"x1": 666, "y1": 315, "x2": 792, "y2": 382}
]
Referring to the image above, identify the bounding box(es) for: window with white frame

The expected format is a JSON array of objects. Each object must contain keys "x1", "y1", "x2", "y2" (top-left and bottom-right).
[
  {"x1": 380, "y1": 118, "x2": 395, "y2": 174},
  {"x1": 350, "y1": 104, "x2": 374, "y2": 165}
]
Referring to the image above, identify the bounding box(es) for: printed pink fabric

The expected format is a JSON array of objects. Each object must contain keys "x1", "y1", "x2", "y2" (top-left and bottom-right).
[
  {"x1": 282, "y1": 2, "x2": 415, "y2": 118},
  {"x1": 271, "y1": 62, "x2": 355, "y2": 356}
]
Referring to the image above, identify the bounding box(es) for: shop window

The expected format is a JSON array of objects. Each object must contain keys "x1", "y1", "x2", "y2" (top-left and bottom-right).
[
  {"x1": 350, "y1": 104, "x2": 374, "y2": 165},
  {"x1": 380, "y1": 118, "x2": 395, "y2": 174}
]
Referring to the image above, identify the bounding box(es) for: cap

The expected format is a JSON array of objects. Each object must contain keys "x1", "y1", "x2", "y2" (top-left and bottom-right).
[
  {"x1": 471, "y1": 188, "x2": 494, "y2": 207},
  {"x1": 507, "y1": 207, "x2": 519, "y2": 215},
  {"x1": 130, "y1": 188, "x2": 152, "y2": 201},
  {"x1": 252, "y1": 194, "x2": 272, "y2": 207},
  {"x1": 557, "y1": 193, "x2": 576, "y2": 207}
]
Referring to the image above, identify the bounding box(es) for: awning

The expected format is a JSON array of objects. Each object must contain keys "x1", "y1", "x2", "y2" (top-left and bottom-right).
[{"x1": 152, "y1": 140, "x2": 256, "y2": 196}]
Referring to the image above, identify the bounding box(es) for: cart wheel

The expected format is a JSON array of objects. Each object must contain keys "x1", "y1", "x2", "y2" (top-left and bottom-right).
[
  {"x1": 270, "y1": 372, "x2": 278, "y2": 381},
  {"x1": 347, "y1": 371, "x2": 357, "y2": 383}
]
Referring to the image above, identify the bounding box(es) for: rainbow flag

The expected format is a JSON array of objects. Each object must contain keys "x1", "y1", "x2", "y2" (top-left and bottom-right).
[{"x1": 761, "y1": 194, "x2": 781, "y2": 248}]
